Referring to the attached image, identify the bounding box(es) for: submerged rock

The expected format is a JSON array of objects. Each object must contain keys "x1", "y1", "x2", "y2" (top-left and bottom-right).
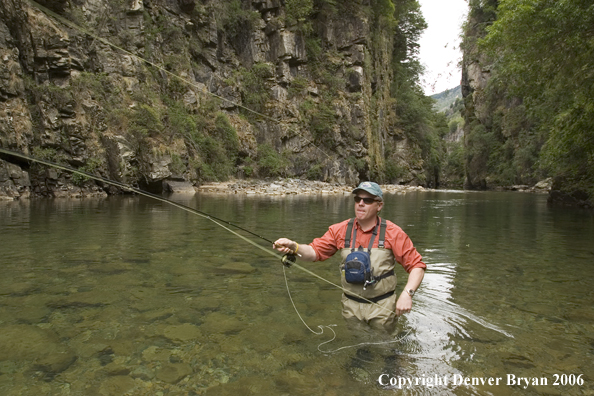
[
  {"x1": 46, "y1": 289, "x2": 119, "y2": 308},
  {"x1": 130, "y1": 365, "x2": 155, "y2": 381},
  {"x1": 204, "y1": 375, "x2": 277, "y2": 395},
  {"x1": 163, "y1": 323, "x2": 202, "y2": 343},
  {"x1": 0, "y1": 324, "x2": 77, "y2": 374},
  {"x1": 98, "y1": 375, "x2": 136, "y2": 395},
  {"x1": 156, "y1": 362, "x2": 193, "y2": 383},
  {"x1": 201, "y1": 312, "x2": 246, "y2": 335}
]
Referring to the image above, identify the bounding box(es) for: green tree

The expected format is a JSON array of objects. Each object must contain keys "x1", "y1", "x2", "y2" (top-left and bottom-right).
[{"x1": 480, "y1": 0, "x2": 594, "y2": 196}]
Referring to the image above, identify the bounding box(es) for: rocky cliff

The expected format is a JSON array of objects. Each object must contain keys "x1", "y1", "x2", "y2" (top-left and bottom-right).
[
  {"x1": 0, "y1": 0, "x2": 426, "y2": 199},
  {"x1": 459, "y1": 0, "x2": 496, "y2": 190},
  {"x1": 461, "y1": 0, "x2": 543, "y2": 190}
]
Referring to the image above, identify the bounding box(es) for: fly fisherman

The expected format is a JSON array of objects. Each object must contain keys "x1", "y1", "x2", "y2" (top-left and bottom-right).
[{"x1": 273, "y1": 182, "x2": 426, "y2": 332}]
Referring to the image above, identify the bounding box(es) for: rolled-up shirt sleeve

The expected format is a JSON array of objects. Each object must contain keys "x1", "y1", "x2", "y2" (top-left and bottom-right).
[
  {"x1": 308, "y1": 220, "x2": 349, "y2": 261},
  {"x1": 387, "y1": 223, "x2": 426, "y2": 273}
]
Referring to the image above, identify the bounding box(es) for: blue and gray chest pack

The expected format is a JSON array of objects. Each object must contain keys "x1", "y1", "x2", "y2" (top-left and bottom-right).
[{"x1": 343, "y1": 218, "x2": 387, "y2": 289}]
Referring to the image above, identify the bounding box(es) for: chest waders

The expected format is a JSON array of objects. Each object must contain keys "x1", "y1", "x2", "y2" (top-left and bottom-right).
[{"x1": 340, "y1": 218, "x2": 397, "y2": 303}]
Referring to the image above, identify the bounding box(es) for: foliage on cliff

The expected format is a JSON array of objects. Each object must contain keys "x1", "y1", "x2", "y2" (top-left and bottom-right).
[
  {"x1": 481, "y1": 0, "x2": 594, "y2": 200},
  {"x1": 461, "y1": 0, "x2": 594, "y2": 204}
]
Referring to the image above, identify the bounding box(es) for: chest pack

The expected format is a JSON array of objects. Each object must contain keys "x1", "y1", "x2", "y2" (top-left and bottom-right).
[{"x1": 343, "y1": 218, "x2": 386, "y2": 289}]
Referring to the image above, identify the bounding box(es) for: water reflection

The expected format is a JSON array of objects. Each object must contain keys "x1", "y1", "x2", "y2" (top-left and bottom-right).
[{"x1": 0, "y1": 192, "x2": 593, "y2": 395}]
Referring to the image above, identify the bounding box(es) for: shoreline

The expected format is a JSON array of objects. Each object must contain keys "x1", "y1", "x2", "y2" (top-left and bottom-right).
[
  {"x1": 195, "y1": 178, "x2": 553, "y2": 196},
  {"x1": 196, "y1": 178, "x2": 429, "y2": 196},
  {"x1": 1, "y1": 177, "x2": 553, "y2": 201}
]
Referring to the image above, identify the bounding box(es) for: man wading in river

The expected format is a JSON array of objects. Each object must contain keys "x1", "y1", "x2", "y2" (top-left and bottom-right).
[{"x1": 273, "y1": 182, "x2": 426, "y2": 332}]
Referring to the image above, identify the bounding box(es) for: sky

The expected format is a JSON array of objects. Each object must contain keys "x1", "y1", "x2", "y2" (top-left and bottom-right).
[{"x1": 417, "y1": 0, "x2": 469, "y2": 96}]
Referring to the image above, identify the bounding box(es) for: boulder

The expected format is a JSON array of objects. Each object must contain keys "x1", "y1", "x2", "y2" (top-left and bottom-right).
[
  {"x1": 163, "y1": 180, "x2": 195, "y2": 194},
  {"x1": 156, "y1": 362, "x2": 193, "y2": 384},
  {"x1": 162, "y1": 323, "x2": 202, "y2": 343},
  {"x1": 0, "y1": 325, "x2": 77, "y2": 374}
]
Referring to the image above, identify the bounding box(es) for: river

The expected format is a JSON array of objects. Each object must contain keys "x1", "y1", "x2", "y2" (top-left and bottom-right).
[{"x1": 0, "y1": 190, "x2": 593, "y2": 395}]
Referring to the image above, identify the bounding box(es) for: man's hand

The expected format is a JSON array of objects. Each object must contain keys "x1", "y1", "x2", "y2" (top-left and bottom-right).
[
  {"x1": 273, "y1": 238, "x2": 317, "y2": 261},
  {"x1": 395, "y1": 267, "x2": 424, "y2": 316},
  {"x1": 395, "y1": 291, "x2": 412, "y2": 316},
  {"x1": 273, "y1": 238, "x2": 297, "y2": 254}
]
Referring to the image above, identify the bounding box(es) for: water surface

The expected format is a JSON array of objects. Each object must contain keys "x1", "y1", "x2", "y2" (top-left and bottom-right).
[{"x1": 0, "y1": 191, "x2": 593, "y2": 395}]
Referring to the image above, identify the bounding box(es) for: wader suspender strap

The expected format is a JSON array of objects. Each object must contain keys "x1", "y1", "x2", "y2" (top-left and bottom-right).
[
  {"x1": 378, "y1": 218, "x2": 386, "y2": 248},
  {"x1": 373, "y1": 218, "x2": 394, "y2": 282},
  {"x1": 344, "y1": 219, "x2": 355, "y2": 248},
  {"x1": 345, "y1": 218, "x2": 379, "y2": 251}
]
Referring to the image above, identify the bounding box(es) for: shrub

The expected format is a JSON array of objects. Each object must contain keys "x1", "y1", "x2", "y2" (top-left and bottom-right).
[
  {"x1": 257, "y1": 144, "x2": 288, "y2": 177},
  {"x1": 239, "y1": 63, "x2": 274, "y2": 118},
  {"x1": 385, "y1": 161, "x2": 406, "y2": 182},
  {"x1": 214, "y1": 112, "x2": 239, "y2": 158},
  {"x1": 306, "y1": 163, "x2": 323, "y2": 180},
  {"x1": 129, "y1": 104, "x2": 164, "y2": 137},
  {"x1": 72, "y1": 158, "x2": 102, "y2": 186}
]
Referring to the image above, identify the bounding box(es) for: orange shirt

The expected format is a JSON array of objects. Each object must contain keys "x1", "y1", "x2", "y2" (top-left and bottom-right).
[{"x1": 309, "y1": 217, "x2": 426, "y2": 273}]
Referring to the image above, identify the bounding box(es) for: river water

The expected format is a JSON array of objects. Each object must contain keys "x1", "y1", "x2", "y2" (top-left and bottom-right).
[{"x1": 0, "y1": 190, "x2": 593, "y2": 395}]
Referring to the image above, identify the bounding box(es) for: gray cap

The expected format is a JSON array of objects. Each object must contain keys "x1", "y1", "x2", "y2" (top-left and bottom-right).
[{"x1": 352, "y1": 181, "x2": 383, "y2": 200}]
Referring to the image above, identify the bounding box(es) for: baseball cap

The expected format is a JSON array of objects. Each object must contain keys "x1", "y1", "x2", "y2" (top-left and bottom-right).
[{"x1": 352, "y1": 181, "x2": 383, "y2": 200}]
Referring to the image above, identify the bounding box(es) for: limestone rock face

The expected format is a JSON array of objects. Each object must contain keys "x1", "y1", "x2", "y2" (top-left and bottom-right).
[
  {"x1": 460, "y1": 7, "x2": 495, "y2": 190},
  {"x1": 0, "y1": 159, "x2": 30, "y2": 199},
  {"x1": 0, "y1": 0, "x2": 425, "y2": 199}
]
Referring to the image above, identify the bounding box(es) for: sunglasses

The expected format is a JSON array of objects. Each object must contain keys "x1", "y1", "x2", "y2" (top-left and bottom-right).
[{"x1": 354, "y1": 196, "x2": 380, "y2": 204}]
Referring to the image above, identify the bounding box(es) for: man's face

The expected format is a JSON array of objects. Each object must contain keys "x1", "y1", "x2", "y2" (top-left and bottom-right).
[{"x1": 353, "y1": 191, "x2": 383, "y2": 223}]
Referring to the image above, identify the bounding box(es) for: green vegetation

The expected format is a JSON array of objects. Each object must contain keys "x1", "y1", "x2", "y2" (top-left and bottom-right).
[
  {"x1": 212, "y1": 0, "x2": 260, "y2": 36},
  {"x1": 287, "y1": 76, "x2": 309, "y2": 98},
  {"x1": 478, "y1": 0, "x2": 594, "y2": 198},
  {"x1": 300, "y1": 98, "x2": 337, "y2": 149},
  {"x1": 257, "y1": 144, "x2": 289, "y2": 177},
  {"x1": 164, "y1": 99, "x2": 239, "y2": 182},
  {"x1": 31, "y1": 147, "x2": 67, "y2": 164},
  {"x1": 430, "y1": 87, "x2": 465, "y2": 186},
  {"x1": 285, "y1": 0, "x2": 314, "y2": 30},
  {"x1": 458, "y1": 0, "x2": 593, "y2": 201},
  {"x1": 431, "y1": 86, "x2": 462, "y2": 113},
  {"x1": 72, "y1": 158, "x2": 102, "y2": 186},
  {"x1": 238, "y1": 63, "x2": 274, "y2": 120},
  {"x1": 129, "y1": 104, "x2": 164, "y2": 137},
  {"x1": 306, "y1": 163, "x2": 324, "y2": 180}
]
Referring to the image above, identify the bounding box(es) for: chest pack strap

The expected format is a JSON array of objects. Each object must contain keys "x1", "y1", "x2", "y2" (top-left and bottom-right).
[
  {"x1": 374, "y1": 269, "x2": 394, "y2": 281},
  {"x1": 344, "y1": 218, "x2": 387, "y2": 249}
]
